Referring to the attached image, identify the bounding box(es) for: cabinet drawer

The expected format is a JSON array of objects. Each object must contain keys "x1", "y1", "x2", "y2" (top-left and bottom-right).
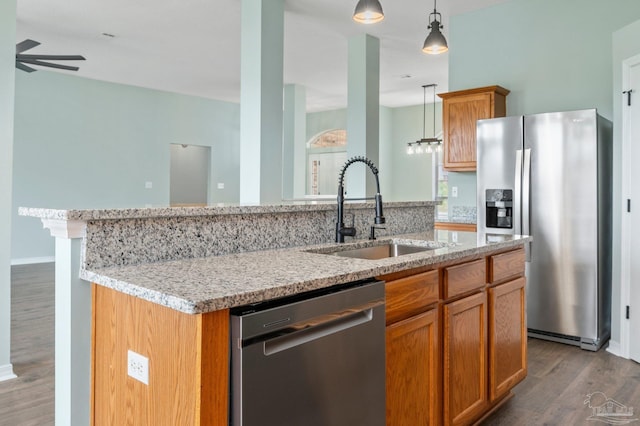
[
  {"x1": 489, "y1": 248, "x2": 525, "y2": 283},
  {"x1": 443, "y1": 259, "x2": 486, "y2": 299},
  {"x1": 386, "y1": 270, "x2": 439, "y2": 325}
]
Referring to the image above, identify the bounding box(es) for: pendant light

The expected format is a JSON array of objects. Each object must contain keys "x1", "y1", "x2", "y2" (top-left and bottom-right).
[
  {"x1": 353, "y1": 0, "x2": 384, "y2": 24},
  {"x1": 422, "y1": 0, "x2": 448, "y2": 54},
  {"x1": 406, "y1": 84, "x2": 442, "y2": 155}
]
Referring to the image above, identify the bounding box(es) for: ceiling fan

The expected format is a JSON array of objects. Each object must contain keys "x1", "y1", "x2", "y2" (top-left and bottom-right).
[{"x1": 15, "y1": 39, "x2": 85, "y2": 73}]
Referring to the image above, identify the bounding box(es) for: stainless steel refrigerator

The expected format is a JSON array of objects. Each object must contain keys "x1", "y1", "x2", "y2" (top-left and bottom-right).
[{"x1": 476, "y1": 109, "x2": 612, "y2": 351}]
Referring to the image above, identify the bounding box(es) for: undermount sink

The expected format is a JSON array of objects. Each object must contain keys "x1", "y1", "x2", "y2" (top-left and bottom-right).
[
  {"x1": 332, "y1": 243, "x2": 434, "y2": 260},
  {"x1": 308, "y1": 240, "x2": 443, "y2": 260}
]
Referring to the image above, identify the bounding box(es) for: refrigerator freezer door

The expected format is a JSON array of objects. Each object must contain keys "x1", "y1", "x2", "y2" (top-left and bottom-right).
[
  {"x1": 524, "y1": 110, "x2": 599, "y2": 341},
  {"x1": 476, "y1": 116, "x2": 524, "y2": 238}
]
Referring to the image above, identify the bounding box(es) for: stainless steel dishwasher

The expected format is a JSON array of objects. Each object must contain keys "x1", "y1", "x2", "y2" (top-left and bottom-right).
[{"x1": 230, "y1": 278, "x2": 385, "y2": 426}]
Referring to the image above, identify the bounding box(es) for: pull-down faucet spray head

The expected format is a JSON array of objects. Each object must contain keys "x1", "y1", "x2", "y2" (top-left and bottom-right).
[{"x1": 336, "y1": 156, "x2": 385, "y2": 242}]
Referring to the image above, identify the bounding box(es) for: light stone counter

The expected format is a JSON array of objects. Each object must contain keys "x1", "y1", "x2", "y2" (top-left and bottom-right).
[
  {"x1": 20, "y1": 201, "x2": 529, "y2": 315},
  {"x1": 81, "y1": 230, "x2": 531, "y2": 314}
]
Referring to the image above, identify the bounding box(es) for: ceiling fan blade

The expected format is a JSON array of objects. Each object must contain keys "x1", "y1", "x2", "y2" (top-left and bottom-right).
[
  {"x1": 18, "y1": 58, "x2": 80, "y2": 72},
  {"x1": 15, "y1": 61, "x2": 36, "y2": 73},
  {"x1": 16, "y1": 39, "x2": 40, "y2": 53},
  {"x1": 16, "y1": 54, "x2": 85, "y2": 61}
]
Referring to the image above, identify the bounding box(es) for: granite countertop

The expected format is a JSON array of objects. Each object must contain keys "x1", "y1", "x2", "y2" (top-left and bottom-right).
[
  {"x1": 82, "y1": 230, "x2": 531, "y2": 315},
  {"x1": 436, "y1": 206, "x2": 477, "y2": 224},
  {"x1": 19, "y1": 200, "x2": 433, "y2": 221}
]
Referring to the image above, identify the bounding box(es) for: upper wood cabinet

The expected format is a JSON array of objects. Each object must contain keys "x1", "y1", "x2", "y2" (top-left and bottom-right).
[{"x1": 438, "y1": 86, "x2": 510, "y2": 171}]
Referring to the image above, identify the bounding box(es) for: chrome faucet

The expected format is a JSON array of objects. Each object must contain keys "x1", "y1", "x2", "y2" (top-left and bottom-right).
[{"x1": 336, "y1": 156, "x2": 385, "y2": 243}]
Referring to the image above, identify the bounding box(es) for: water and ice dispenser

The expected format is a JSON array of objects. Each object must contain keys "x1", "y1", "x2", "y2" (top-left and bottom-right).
[{"x1": 485, "y1": 189, "x2": 513, "y2": 229}]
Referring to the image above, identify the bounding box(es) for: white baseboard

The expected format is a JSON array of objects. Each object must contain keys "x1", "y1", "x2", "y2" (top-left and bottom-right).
[
  {"x1": 606, "y1": 340, "x2": 624, "y2": 358},
  {"x1": 0, "y1": 364, "x2": 17, "y2": 382},
  {"x1": 11, "y1": 256, "x2": 55, "y2": 266}
]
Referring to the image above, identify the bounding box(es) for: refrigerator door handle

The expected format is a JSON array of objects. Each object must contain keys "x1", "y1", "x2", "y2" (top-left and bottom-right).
[
  {"x1": 515, "y1": 149, "x2": 523, "y2": 235},
  {"x1": 523, "y1": 148, "x2": 532, "y2": 261}
]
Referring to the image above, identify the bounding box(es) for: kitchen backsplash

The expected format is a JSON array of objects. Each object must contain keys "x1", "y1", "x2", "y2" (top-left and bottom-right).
[
  {"x1": 451, "y1": 206, "x2": 477, "y2": 223},
  {"x1": 78, "y1": 202, "x2": 437, "y2": 269}
]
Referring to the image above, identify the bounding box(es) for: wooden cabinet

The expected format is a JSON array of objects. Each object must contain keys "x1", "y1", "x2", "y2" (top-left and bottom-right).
[
  {"x1": 488, "y1": 277, "x2": 527, "y2": 402},
  {"x1": 383, "y1": 269, "x2": 440, "y2": 425},
  {"x1": 434, "y1": 222, "x2": 477, "y2": 232},
  {"x1": 439, "y1": 86, "x2": 510, "y2": 171},
  {"x1": 91, "y1": 284, "x2": 229, "y2": 426},
  {"x1": 488, "y1": 248, "x2": 527, "y2": 403},
  {"x1": 386, "y1": 309, "x2": 440, "y2": 426},
  {"x1": 443, "y1": 258, "x2": 486, "y2": 299},
  {"x1": 443, "y1": 291, "x2": 488, "y2": 426}
]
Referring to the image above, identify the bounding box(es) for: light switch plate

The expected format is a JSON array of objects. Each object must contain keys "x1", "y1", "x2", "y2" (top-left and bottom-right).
[
  {"x1": 145, "y1": 181, "x2": 153, "y2": 189},
  {"x1": 217, "y1": 182, "x2": 225, "y2": 189},
  {"x1": 451, "y1": 186, "x2": 458, "y2": 198},
  {"x1": 127, "y1": 350, "x2": 149, "y2": 385}
]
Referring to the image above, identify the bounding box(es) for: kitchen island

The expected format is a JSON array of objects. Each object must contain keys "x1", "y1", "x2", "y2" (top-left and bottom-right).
[{"x1": 20, "y1": 201, "x2": 530, "y2": 425}]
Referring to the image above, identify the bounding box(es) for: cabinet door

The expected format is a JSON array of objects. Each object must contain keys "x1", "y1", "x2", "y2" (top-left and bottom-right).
[
  {"x1": 443, "y1": 292, "x2": 488, "y2": 426},
  {"x1": 440, "y1": 86, "x2": 509, "y2": 172},
  {"x1": 488, "y1": 277, "x2": 527, "y2": 402},
  {"x1": 386, "y1": 309, "x2": 439, "y2": 426},
  {"x1": 443, "y1": 92, "x2": 492, "y2": 171}
]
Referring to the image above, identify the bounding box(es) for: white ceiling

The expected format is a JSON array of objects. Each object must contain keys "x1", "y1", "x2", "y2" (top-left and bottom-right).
[{"x1": 15, "y1": 0, "x2": 508, "y2": 112}]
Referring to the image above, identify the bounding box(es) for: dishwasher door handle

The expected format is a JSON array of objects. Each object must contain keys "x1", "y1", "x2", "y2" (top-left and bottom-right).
[{"x1": 263, "y1": 307, "x2": 375, "y2": 356}]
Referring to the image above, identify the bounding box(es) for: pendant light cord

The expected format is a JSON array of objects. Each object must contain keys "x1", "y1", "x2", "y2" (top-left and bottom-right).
[
  {"x1": 432, "y1": 85, "x2": 436, "y2": 138},
  {"x1": 422, "y1": 85, "x2": 427, "y2": 139}
]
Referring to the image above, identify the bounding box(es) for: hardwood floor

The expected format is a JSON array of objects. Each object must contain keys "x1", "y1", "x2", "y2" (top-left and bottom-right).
[
  {"x1": 0, "y1": 263, "x2": 54, "y2": 426},
  {"x1": 482, "y1": 338, "x2": 640, "y2": 425},
  {"x1": 1, "y1": 263, "x2": 639, "y2": 426}
]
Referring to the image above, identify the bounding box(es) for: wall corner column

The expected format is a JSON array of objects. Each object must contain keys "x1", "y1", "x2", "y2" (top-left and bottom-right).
[
  {"x1": 0, "y1": 0, "x2": 17, "y2": 384},
  {"x1": 283, "y1": 84, "x2": 307, "y2": 199},
  {"x1": 347, "y1": 34, "x2": 381, "y2": 198},
  {"x1": 239, "y1": 0, "x2": 285, "y2": 204},
  {"x1": 42, "y1": 219, "x2": 91, "y2": 426}
]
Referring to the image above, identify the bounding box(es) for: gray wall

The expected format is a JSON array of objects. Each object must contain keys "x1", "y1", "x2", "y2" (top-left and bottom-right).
[{"x1": 13, "y1": 71, "x2": 240, "y2": 261}]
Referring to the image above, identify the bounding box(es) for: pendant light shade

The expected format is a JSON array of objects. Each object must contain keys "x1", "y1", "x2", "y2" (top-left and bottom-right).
[
  {"x1": 353, "y1": 0, "x2": 384, "y2": 24},
  {"x1": 422, "y1": 0, "x2": 448, "y2": 54}
]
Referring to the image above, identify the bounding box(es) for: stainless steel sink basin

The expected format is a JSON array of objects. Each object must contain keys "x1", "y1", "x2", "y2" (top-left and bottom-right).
[{"x1": 324, "y1": 242, "x2": 436, "y2": 260}]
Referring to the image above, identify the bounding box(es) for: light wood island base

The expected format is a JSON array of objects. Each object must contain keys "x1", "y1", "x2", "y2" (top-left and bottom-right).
[{"x1": 91, "y1": 285, "x2": 229, "y2": 426}]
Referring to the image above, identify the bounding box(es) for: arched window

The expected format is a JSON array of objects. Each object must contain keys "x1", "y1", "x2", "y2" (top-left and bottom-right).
[{"x1": 308, "y1": 129, "x2": 347, "y2": 149}]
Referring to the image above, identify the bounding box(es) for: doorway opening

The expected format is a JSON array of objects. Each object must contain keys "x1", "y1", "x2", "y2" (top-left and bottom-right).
[
  {"x1": 170, "y1": 144, "x2": 210, "y2": 206},
  {"x1": 306, "y1": 129, "x2": 347, "y2": 197}
]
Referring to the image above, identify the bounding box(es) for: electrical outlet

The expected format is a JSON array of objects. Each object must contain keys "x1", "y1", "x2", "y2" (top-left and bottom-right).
[
  {"x1": 451, "y1": 231, "x2": 458, "y2": 243},
  {"x1": 451, "y1": 186, "x2": 458, "y2": 198},
  {"x1": 127, "y1": 350, "x2": 149, "y2": 385},
  {"x1": 145, "y1": 181, "x2": 153, "y2": 189},
  {"x1": 217, "y1": 182, "x2": 225, "y2": 190}
]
